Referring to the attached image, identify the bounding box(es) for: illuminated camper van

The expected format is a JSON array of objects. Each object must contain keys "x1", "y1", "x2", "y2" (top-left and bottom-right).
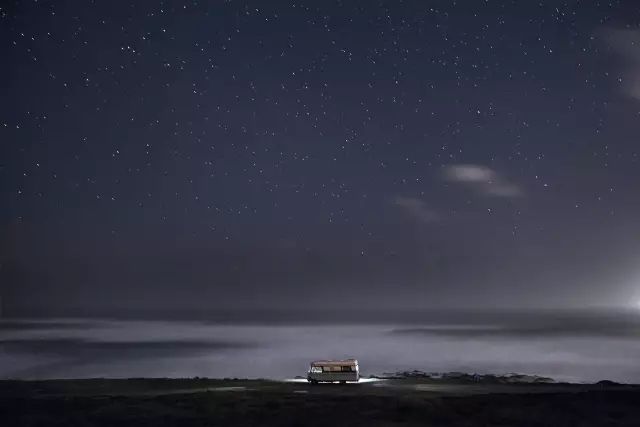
[{"x1": 307, "y1": 359, "x2": 359, "y2": 384}]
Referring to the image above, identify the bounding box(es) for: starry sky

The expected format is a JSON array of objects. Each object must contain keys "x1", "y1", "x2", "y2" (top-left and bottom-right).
[{"x1": 2, "y1": 0, "x2": 640, "y2": 315}]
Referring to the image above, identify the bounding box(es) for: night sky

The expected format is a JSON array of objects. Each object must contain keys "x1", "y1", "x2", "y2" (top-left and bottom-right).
[{"x1": 2, "y1": 0, "x2": 640, "y2": 315}]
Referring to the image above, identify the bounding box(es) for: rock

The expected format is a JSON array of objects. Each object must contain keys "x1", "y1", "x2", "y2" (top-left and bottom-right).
[{"x1": 372, "y1": 371, "x2": 555, "y2": 384}]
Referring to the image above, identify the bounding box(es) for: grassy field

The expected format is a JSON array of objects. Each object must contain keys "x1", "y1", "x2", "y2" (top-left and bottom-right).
[{"x1": 1, "y1": 378, "x2": 640, "y2": 426}]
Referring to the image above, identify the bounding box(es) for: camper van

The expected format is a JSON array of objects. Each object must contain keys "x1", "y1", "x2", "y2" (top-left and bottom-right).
[{"x1": 307, "y1": 359, "x2": 359, "y2": 384}]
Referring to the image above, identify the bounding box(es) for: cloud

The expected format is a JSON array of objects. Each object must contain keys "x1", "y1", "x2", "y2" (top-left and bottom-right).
[
  {"x1": 390, "y1": 313, "x2": 640, "y2": 338},
  {"x1": 444, "y1": 164, "x2": 496, "y2": 183},
  {"x1": 482, "y1": 182, "x2": 522, "y2": 198},
  {"x1": 602, "y1": 28, "x2": 640, "y2": 100},
  {"x1": 443, "y1": 164, "x2": 522, "y2": 197},
  {"x1": 393, "y1": 196, "x2": 439, "y2": 223}
]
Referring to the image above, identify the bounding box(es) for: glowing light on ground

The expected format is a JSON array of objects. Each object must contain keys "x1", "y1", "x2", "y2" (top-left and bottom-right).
[{"x1": 282, "y1": 377, "x2": 385, "y2": 384}]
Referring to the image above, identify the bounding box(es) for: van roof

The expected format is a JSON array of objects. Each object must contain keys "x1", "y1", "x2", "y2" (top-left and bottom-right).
[{"x1": 310, "y1": 359, "x2": 358, "y2": 366}]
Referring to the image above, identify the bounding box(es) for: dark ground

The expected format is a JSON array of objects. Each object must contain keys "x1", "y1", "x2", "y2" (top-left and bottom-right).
[{"x1": 1, "y1": 378, "x2": 640, "y2": 426}]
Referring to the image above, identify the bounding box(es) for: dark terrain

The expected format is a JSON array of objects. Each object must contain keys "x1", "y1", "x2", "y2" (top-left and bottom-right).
[{"x1": 1, "y1": 378, "x2": 640, "y2": 426}]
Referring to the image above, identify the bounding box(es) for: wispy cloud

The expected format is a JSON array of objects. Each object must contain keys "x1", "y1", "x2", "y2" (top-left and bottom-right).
[
  {"x1": 603, "y1": 28, "x2": 640, "y2": 100},
  {"x1": 393, "y1": 196, "x2": 439, "y2": 223},
  {"x1": 443, "y1": 164, "x2": 522, "y2": 198}
]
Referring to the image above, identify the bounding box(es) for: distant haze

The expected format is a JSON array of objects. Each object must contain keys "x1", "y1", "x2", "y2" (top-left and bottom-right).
[{"x1": 4, "y1": 311, "x2": 640, "y2": 383}]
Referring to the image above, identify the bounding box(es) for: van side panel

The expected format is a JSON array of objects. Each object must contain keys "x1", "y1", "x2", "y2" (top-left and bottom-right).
[
  {"x1": 307, "y1": 359, "x2": 360, "y2": 382},
  {"x1": 307, "y1": 372, "x2": 359, "y2": 382}
]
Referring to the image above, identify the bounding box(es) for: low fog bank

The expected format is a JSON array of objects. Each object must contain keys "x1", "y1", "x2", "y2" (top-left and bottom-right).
[
  {"x1": 5, "y1": 306, "x2": 640, "y2": 331},
  {"x1": 3, "y1": 312, "x2": 640, "y2": 383}
]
